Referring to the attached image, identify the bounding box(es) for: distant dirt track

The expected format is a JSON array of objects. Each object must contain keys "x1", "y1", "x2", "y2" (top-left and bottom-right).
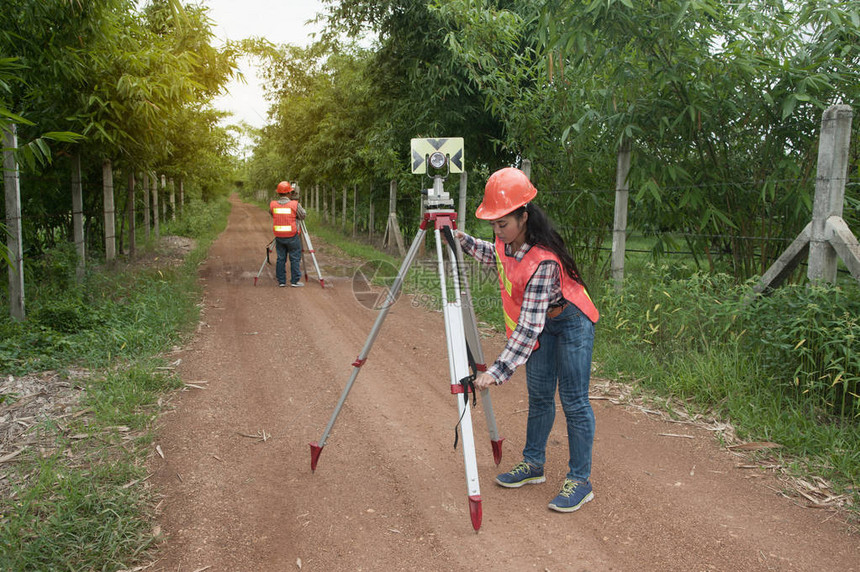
[{"x1": 148, "y1": 194, "x2": 858, "y2": 571}]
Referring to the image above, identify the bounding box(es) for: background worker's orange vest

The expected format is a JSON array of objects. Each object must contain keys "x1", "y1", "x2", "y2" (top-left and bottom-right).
[
  {"x1": 494, "y1": 237, "x2": 599, "y2": 338},
  {"x1": 270, "y1": 199, "x2": 299, "y2": 237}
]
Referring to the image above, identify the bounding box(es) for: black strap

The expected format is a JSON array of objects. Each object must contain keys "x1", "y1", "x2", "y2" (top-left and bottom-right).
[
  {"x1": 453, "y1": 372, "x2": 476, "y2": 451},
  {"x1": 441, "y1": 226, "x2": 458, "y2": 257}
]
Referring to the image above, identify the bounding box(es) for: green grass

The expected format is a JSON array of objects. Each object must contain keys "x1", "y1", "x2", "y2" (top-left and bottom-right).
[
  {"x1": 590, "y1": 256, "x2": 859, "y2": 518},
  {"x1": 2, "y1": 456, "x2": 158, "y2": 571},
  {"x1": 0, "y1": 194, "x2": 229, "y2": 571}
]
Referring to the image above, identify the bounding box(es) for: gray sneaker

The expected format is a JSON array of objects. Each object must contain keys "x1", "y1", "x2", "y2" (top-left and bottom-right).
[{"x1": 290, "y1": 282, "x2": 305, "y2": 288}]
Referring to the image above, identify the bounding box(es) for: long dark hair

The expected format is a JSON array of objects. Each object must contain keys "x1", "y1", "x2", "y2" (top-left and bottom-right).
[{"x1": 512, "y1": 204, "x2": 587, "y2": 288}]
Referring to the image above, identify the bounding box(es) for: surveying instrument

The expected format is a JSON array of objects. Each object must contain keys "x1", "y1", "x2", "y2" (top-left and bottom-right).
[{"x1": 309, "y1": 138, "x2": 504, "y2": 531}]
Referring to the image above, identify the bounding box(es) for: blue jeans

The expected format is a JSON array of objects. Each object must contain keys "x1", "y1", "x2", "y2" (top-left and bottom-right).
[
  {"x1": 275, "y1": 235, "x2": 302, "y2": 285},
  {"x1": 522, "y1": 303, "x2": 596, "y2": 482}
]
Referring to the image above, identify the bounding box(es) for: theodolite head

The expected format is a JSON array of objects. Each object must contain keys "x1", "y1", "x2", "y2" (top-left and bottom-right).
[{"x1": 410, "y1": 137, "x2": 464, "y2": 209}]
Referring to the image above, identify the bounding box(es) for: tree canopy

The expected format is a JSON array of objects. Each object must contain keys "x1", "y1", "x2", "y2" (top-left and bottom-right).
[
  {"x1": 1, "y1": 0, "x2": 241, "y2": 256},
  {"x1": 245, "y1": 0, "x2": 859, "y2": 279}
]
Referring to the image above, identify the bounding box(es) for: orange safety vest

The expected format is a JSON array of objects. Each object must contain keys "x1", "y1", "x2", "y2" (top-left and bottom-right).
[
  {"x1": 270, "y1": 199, "x2": 300, "y2": 238},
  {"x1": 494, "y1": 237, "x2": 599, "y2": 338}
]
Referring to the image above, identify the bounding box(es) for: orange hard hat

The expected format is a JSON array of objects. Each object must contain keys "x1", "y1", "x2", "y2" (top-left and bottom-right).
[
  {"x1": 475, "y1": 167, "x2": 537, "y2": 220},
  {"x1": 276, "y1": 181, "x2": 293, "y2": 194}
]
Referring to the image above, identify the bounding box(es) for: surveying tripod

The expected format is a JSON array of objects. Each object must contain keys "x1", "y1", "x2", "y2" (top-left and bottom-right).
[
  {"x1": 253, "y1": 239, "x2": 275, "y2": 286},
  {"x1": 298, "y1": 220, "x2": 325, "y2": 288},
  {"x1": 309, "y1": 173, "x2": 504, "y2": 532}
]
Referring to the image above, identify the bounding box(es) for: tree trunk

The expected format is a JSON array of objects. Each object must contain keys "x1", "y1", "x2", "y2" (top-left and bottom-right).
[
  {"x1": 169, "y1": 177, "x2": 176, "y2": 221},
  {"x1": 611, "y1": 141, "x2": 632, "y2": 292},
  {"x1": 103, "y1": 159, "x2": 116, "y2": 265},
  {"x1": 160, "y1": 175, "x2": 167, "y2": 221},
  {"x1": 152, "y1": 172, "x2": 160, "y2": 239},
  {"x1": 127, "y1": 171, "x2": 136, "y2": 257},
  {"x1": 3, "y1": 125, "x2": 25, "y2": 320},
  {"x1": 143, "y1": 172, "x2": 151, "y2": 240},
  {"x1": 71, "y1": 153, "x2": 86, "y2": 280}
]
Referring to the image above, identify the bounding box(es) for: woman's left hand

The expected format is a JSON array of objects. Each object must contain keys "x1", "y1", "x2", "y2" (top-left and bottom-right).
[{"x1": 473, "y1": 372, "x2": 497, "y2": 391}]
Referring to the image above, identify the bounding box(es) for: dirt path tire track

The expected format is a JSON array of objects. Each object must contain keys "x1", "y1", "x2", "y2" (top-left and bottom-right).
[{"x1": 149, "y1": 195, "x2": 858, "y2": 571}]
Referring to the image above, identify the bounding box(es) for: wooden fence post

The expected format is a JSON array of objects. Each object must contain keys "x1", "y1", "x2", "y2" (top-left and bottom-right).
[
  {"x1": 127, "y1": 171, "x2": 136, "y2": 257},
  {"x1": 458, "y1": 171, "x2": 468, "y2": 234},
  {"x1": 342, "y1": 186, "x2": 347, "y2": 229},
  {"x1": 71, "y1": 153, "x2": 86, "y2": 279},
  {"x1": 169, "y1": 177, "x2": 176, "y2": 221},
  {"x1": 521, "y1": 158, "x2": 531, "y2": 179},
  {"x1": 611, "y1": 140, "x2": 632, "y2": 292},
  {"x1": 152, "y1": 173, "x2": 160, "y2": 239},
  {"x1": 3, "y1": 125, "x2": 25, "y2": 320},
  {"x1": 353, "y1": 184, "x2": 357, "y2": 237},
  {"x1": 142, "y1": 172, "x2": 151, "y2": 241},
  {"x1": 383, "y1": 179, "x2": 405, "y2": 256},
  {"x1": 179, "y1": 178, "x2": 184, "y2": 214},
  {"x1": 369, "y1": 192, "x2": 375, "y2": 240},
  {"x1": 160, "y1": 175, "x2": 167, "y2": 220},
  {"x1": 102, "y1": 159, "x2": 116, "y2": 265}
]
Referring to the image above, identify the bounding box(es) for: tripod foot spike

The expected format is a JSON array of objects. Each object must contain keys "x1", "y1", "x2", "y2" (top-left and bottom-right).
[
  {"x1": 468, "y1": 495, "x2": 482, "y2": 531},
  {"x1": 319, "y1": 278, "x2": 325, "y2": 288},
  {"x1": 253, "y1": 277, "x2": 258, "y2": 286},
  {"x1": 491, "y1": 437, "x2": 505, "y2": 466},
  {"x1": 309, "y1": 442, "x2": 324, "y2": 472}
]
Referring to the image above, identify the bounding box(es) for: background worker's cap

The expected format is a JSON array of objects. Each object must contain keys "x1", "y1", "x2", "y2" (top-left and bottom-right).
[
  {"x1": 475, "y1": 167, "x2": 537, "y2": 220},
  {"x1": 276, "y1": 181, "x2": 293, "y2": 194}
]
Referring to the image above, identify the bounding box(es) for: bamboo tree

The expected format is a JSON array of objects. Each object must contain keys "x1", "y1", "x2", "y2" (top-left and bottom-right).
[{"x1": 537, "y1": 0, "x2": 860, "y2": 276}]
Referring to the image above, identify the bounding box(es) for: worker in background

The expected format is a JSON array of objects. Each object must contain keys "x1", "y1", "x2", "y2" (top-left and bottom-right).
[{"x1": 269, "y1": 181, "x2": 307, "y2": 287}]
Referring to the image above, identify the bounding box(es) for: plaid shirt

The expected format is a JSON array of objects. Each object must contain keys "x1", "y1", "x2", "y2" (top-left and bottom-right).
[{"x1": 459, "y1": 233, "x2": 564, "y2": 384}]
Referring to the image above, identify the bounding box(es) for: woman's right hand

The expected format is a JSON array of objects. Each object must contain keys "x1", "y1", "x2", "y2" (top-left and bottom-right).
[{"x1": 474, "y1": 372, "x2": 497, "y2": 390}]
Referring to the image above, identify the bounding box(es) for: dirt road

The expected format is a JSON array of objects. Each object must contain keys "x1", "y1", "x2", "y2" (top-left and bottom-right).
[{"x1": 148, "y1": 195, "x2": 858, "y2": 571}]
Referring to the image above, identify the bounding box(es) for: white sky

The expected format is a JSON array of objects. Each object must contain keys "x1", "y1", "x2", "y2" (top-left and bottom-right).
[{"x1": 205, "y1": 0, "x2": 326, "y2": 130}]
